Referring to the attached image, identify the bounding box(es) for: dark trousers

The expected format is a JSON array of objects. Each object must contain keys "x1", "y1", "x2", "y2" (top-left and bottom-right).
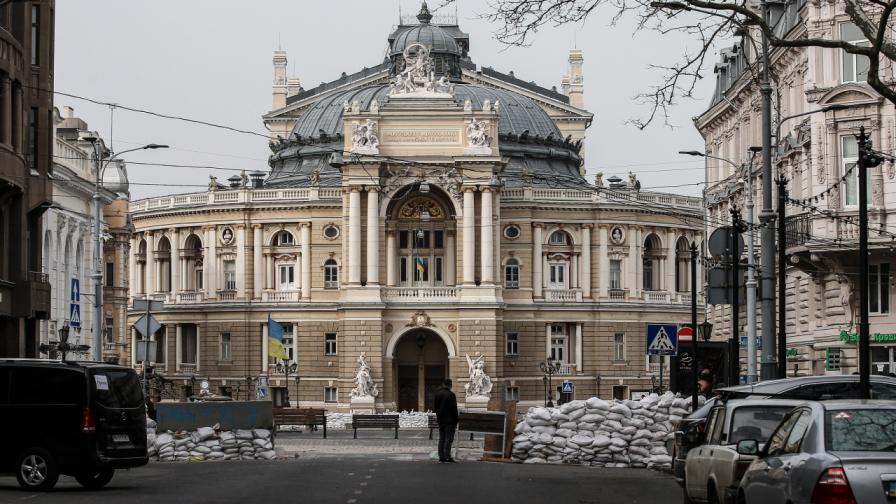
[{"x1": 438, "y1": 424, "x2": 456, "y2": 461}]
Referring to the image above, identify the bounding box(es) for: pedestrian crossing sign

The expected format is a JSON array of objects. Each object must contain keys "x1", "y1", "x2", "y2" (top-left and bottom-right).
[
  {"x1": 561, "y1": 381, "x2": 574, "y2": 394},
  {"x1": 646, "y1": 324, "x2": 678, "y2": 356}
]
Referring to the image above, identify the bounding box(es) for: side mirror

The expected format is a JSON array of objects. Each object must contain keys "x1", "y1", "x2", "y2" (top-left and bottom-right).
[{"x1": 736, "y1": 439, "x2": 759, "y2": 456}]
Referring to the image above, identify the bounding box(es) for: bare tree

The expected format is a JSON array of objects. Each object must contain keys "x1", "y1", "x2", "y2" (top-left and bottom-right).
[{"x1": 439, "y1": 0, "x2": 896, "y2": 128}]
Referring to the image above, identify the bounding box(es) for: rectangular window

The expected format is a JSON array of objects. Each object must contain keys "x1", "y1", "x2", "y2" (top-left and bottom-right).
[
  {"x1": 843, "y1": 136, "x2": 861, "y2": 207},
  {"x1": 104, "y1": 317, "x2": 114, "y2": 343},
  {"x1": 399, "y1": 231, "x2": 408, "y2": 249},
  {"x1": 551, "y1": 337, "x2": 567, "y2": 362},
  {"x1": 435, "y1": 256, "x2": 443, "y2": 284},
  {"x1": 434, "y1": 230, "x2": 444, "y2": 249},
  {"x1": 105, "y1": 262, "x2": 114, "y2": 287},
  {"x1": 840, "y1": 22, "x2": 871, "y2": 83},
  {"x1": 613, "y1": 333, "x2": 625, "y2": 361},
  {"x1": 324, "y1": 262, "x2": 339, "y2": 289},
  {"x1": 324, "y1": 387, "x2": 337, "y2": 403},
  {"x1": 549, "y1": 263, "x2": 566, "y2": 288},
  {"x1": 505, "y1": 332, "x2": 519, "y2": 356},
  {"x1": 223, "y1": 259, "x2": 236, "y2": 290},
  {"x1": 220, "y1": 332, "x2": 232, "y2": 361},
  {"x1": 870, "y1": 263, "x2": 890, "y2": 314},
  {"x1": 414, "y1": 257, "x2": 428, "y2": 282},
  {"x1": 400, "y1": 256, "x2": 408, "y2": 284},
  {"x1": 505, "y1": 261, "x2": 519, "y2": 289},
  {"x1": 505, "y1": 386, "x2": 520, "y2": 401},
  {"x1": 28, "y1": 107, "x2": 37, "y2": 170},
  {"x1": 324, "y1": 332, "x2": 337, "y2": 355},
  {"x1": 30, "y1": 4, "x2": 39, "y2": 66},
  {"x1": 196, "y1": 268, "x2": 204, "y2": 290},
  {"x1": 825, "y1": 348, "x2": 842, "y2": 372},
  {"x1": 278, "y1": 264, "x2": 295, "y2": 290},
  {"x1": 610, "y1": 260, "x2": 622, "y2": 290},
  {"x1": 181, "y1": 325, "x2": 197, "y2": 364}
]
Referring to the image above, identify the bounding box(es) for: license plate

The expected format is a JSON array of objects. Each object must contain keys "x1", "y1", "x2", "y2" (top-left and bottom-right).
[{"x1": 112, "y1": 434, "x2": 129, "y2": 443}]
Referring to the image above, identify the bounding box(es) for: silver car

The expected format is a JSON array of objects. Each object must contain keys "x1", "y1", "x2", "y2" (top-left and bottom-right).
[{"x1": 737, "y1": 400, "x2": 896, "y2": 504}]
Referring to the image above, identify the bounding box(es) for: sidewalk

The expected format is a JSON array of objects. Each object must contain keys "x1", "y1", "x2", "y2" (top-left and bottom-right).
[{"x1": 274, "y1": 428, "x2": 483, "y2": 460}]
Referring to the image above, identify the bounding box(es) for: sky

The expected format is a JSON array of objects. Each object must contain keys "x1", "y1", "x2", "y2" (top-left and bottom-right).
[{"x1": 55, "y1": 0, "x2": 718, "y2": 200}]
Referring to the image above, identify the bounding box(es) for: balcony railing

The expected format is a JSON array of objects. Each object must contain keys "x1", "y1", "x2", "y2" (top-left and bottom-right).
[
  {"x1": 643, "y1": 291, "x2": 670, "y2": 303},
  {"x1": 544, "y1": 289, "x2": 582, "y2": 302},
  {"x1": 263, "y1": 290, "x2": 299, "y2": 302},
  {"x1": 177, "y1": 291, "x2": 204, "y2": 303},
  {"x1": 218, "y1": 290, "x2": 236, "y2": 301},
  {"x1": 555, "y1": 363, "x2": 577, "y2": 376},
  {"x1": 608, "y1": 288, "x2": 627, "y2": 300},
  {"x1": 179, "y1": 363, "x2": 197, "y2": 374},
  {"x1": 382, "y1": 286, "x2": 457, "y2": 301},
  {"x1": 785, "y1": 213, "x2": 812, "y2": 248},
  {"x1": 149, "y1": 293, "x2": 170, "y2": 302}
]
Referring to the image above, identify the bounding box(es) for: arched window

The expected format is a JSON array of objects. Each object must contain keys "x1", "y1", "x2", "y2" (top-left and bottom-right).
[
  {"x1": 549, "y1": 231, "x2": 568, "y2": 245},
  {"x1": 324, "y1": 259, "x2": 339, "y2": 289},
  {"x1": 504, "y1": 258, "x2": 520, "y2": 289},
  {"x1": 274, "y1": 231, "x2": 294, "y2": 246},
  {"x1": 642, "y1": 234, "x2": 662, "y2": 291},
  {"x1": 675, "y1": 237, "x2": 691, "y2": 292}
]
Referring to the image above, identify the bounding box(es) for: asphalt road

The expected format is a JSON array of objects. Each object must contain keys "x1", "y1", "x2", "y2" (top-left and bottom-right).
[{"x1": 0, "y1": 457, "x2": 679, "y2": 504}]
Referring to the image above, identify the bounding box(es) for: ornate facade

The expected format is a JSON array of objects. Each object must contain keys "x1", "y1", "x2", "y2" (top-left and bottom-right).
[{"x1": 129, "y1": 4, "x2": 703, "y2": 409}]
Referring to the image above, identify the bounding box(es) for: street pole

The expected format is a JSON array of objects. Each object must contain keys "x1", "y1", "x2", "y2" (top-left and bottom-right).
[
  {"x1": 744, "y1": 159, "x2": 759, "y2": 383},
  {"x1": 758, "y1": 0, "x2": 778, "y2": 380},
  {"x1": 856, "y1": 127, "x2": 879, "y2": 400},
  {"x1": 690, "y1": 242, "x2": 699, "y2": 411},
  {"x1": 730, "y1": 207, "x2": 741, "y2": 385},
  {"x1": 143, "y1": 299, "x2": 151, "y2": 396},
  {"x1": 91, "y1": 143, "x2": 105, "y2": 363},
  {"x1": 776, "y1": 175, "x2": 788, "y2": 378}
]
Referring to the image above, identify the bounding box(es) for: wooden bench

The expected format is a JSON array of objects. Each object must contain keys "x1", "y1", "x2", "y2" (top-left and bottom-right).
[
  {"x1": 273, "y1": 408, "x2": 328, "y2": 438},
  {"x1": 351, "y1": 414, "x2": 399, "y2": 439},
  {"x1": 428, "y1": 414, "x2": 439, "y2": 440}
]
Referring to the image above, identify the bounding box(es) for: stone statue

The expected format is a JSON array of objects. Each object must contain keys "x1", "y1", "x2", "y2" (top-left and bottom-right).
[
  {"x1": 370, "y1": 99, "x2": 379, "y2": 114},
  {"x1": 208, "y1": 175, "x2": 218, "y2": 192},
  {"x1": 351, "y1": 99, "x2": 361, "y2": 114},
  {"x1": 463, "y1": 99, "x2": 472, "y2": 113},
  {"x1": 350, "y1": 352, "x2": 379, "y2": 399},
  {"x1": 351, "y1": 119, "x2": 379, "y2": 152},
  {"x1": 388, "y1": 43, "x2": 452, "y2": 96},
  {"x1": 482, "y1": 99, "x2": 492, "y2": 112},
  {"x1": 493, "y1": 100, "x2": 500, "y2": 113},
  {"x1": 308, "y1": 169, "x2": 320, "y2": 187},
  {"x1": 466, "y1": 119, "x2": 489, "y2": 148},
  {"x1": 343, "y1": 100, "x2": 350, "y2": 112},
  {"x1": 435, "y1": 75, "x2": 454, "y2": 94},
  {"x1": 240, "y1": 170, "x2": 249, "y2": 188},
  {"x1": 464, "y1": 354, "x2": 493, "y2": 398},
  {"x1": 594, "y1": 172, "x2": 604, "y2": 188},
  {"x1": 628, "y1": 171, "x2": 641, "y2": 191}
]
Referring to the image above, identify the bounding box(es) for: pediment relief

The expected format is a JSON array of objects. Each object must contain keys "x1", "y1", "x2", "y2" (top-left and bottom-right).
[{"x1": 818, "y1": 83, "x2": 882, "y2": 107}]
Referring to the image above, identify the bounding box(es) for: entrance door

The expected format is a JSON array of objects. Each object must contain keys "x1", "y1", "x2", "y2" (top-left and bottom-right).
[
  {"x1": 424, "y1": 365, "x2": 446, "y2": 411},
  {"x1": 397, "y1": 365, "x2": 418, "y2": 412}
]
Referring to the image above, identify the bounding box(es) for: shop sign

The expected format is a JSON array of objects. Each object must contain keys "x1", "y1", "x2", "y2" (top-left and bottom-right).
[{"x1": 838, "y1": 330, "x2": 896, "y2": 343}]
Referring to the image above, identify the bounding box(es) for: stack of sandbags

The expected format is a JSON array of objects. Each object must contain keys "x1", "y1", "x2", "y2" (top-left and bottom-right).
[
  {"x1": 147, "y1": 424, "x2": 276, "y2": 462},
  {"x1": 511, "y1": 392, "x2": 703, "y2": 469},
  {"x1": 326, "y1": 413, "x2": 353, "y2": 430},
  {"x1": 146, "y1": 417, "x2": 158, "y2": 458}
]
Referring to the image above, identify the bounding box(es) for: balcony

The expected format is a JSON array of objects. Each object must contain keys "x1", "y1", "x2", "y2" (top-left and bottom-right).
[
  {"x1": 544, "y1": 289, "x2": 583, "y2": 302},
  {"x1": 786, "y1": 213, "x2": 812, "y2": 249},
  {"x1": 643, "y1": 291, "x2": 670, "y2": 303},
  {"x1": 179, "y1": 363, "x2": 197, "y2": 374},
  {"x1": 176, "y1": 291, "x2": 204, "y2": 304},
  {"x1": 263, "y1": 290, "x2": 299, "y2": 303},
  {"x1": 149, "y1": 293, "x2": 170, "y2": 303},
  {"x1": 381, "y1": 286, "x2": 457, "y2": 302},
  {"x1": 608, "y1": 288, "x2": 628, "y2": 300},
  {"x1": 217, "y1": 290, "x2": 237, "y2": 301},
  {"x1": 555, "y1": 363, "x2": 577, "y2": 376}
]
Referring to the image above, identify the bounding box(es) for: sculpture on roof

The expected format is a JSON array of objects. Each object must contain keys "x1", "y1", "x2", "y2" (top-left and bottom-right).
[
  {"x1": 351, "y1": 119, "x2": 379, "y2": 153},
  {"x1": 594, "y1": 172, "x2": 604, "y2": 188},
  {"x1": 466, "y1": 119, "x2": 490, "y2": 148},
  {"x1": 629, "y1": 171, "x2": 641, "y2": 191},
  {"x1": 208, "y1": 175, "x2": 218, "y2": 192},
  {"x1": 389, "y1": 43, "x2": 453, "y2": 97}
]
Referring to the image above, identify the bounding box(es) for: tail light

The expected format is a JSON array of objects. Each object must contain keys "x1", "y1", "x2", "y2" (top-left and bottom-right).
[
  {"x1": 811, "y1": 467, "x2": 856, "y2": 504},
  {"x1": 81, "y1": 406, "x2": 95, "y2": 433},
  {"x1": 696, "y1": 422, "x2": 706, "y2": 434}
]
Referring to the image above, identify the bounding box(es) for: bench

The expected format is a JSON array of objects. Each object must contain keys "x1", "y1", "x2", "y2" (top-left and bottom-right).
[
  {"x1": 273, "y1": 408, "x2": 328, "y2": 438},
  {"x1": 351, "y1": 414, "x2": 399, "y2": 439},
  {"x1": 428, "y1": 414, "x2": 439, "y2": 440}
]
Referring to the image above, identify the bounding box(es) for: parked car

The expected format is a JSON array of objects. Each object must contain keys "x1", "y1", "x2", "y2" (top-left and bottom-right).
[
  {"x1": 0, "y1": 359, "x2": 148, "y2": 491},
  {"x1": 737, "y1": 400, "x2": 896, "y2": 504},
  {"x1": 684, "y1": 399, "x2": 803, "y2": 504},
  {"x1": 672, "y1": 375, "x2": 896, "y2": 489}
]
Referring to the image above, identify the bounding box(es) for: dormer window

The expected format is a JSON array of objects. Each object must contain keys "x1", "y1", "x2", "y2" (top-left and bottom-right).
[{"x1": 549, "y1": 231, "x2": 567, "y2": 245}]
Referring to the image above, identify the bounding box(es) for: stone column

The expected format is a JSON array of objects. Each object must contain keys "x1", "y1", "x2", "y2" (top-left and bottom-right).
[
  {"x1": 348, "y1": 188, "x2": 362, "y2": 284},
  {"x1": 262, "y1": 323, "x2": 269, "y2": 372},
  {"x1": 571, "y1": 255, "x2": 579, "y2": 289},
  {"x1": 366, "y1": 188, "x2": 380, "y2": 285},
  {"x1": 462, "y1": 188, "x2": 476, "y2": 284},
  {"x1": 170, "y1": 228, "x2": 180, "y2": 298},
  {"x1": 129, "y1": 236, "x2": 138, "y2": 298},
  {"x1": 533, "y1": 224, "x2": 543, "y2": 298},
  {"x1": 301, "y1": 223, "x2": 312, "y2": 300},
  {"x1": 236, "y1": 225, "x2": 246, "y2": 299},
  {"x1": 386, "y1": 231, "x2": 397, "y2": 287},
  {"x1": 480, "y1": 188, "x2": 493, "y2": 283},
  {"x1": 575, "y1": 323, "x2": 583, "y2": 372},
  {"x1": 1, "y1": 78, "x2": 10, "y2": 145},
  {"x1": 195, "y1": 325, "x2": 201, "y2": 373},
  {"x1": 145, "y1": 232, "x2": 156, "y2": 294},
  {"x1": 545, "y1": 324, "x2": 551, "y2": 359},
  {"x1": 253, "y1": 225, "x2": 263, "y2": 299},
  {"x1": 599, "y1": 227, "x2": 609, "y2": 297},
  {"x1": 634, "y1": 228, "x2": 643, "y2": 297},
  {"x1": 12, "y1": 85, "x2": 21, "y2": 151},
  {"x1": 265, "y1": 255, "x2": 273, "y2": 290},
  {"x1": 581, "y1": 225, "x2": 592, "y2": 297},
  {"x1": 666, "y1": 229, "x2": 677, "y2": 291},
  {"x1": 175, "y1": 324, "x2": 183, "y2": 371},
  {"x1": 206, "y1": 227, "x2": 217, "y2": 297},
  {"x1": 445, "y1": 231, "x2": 456, "y2": 286}
]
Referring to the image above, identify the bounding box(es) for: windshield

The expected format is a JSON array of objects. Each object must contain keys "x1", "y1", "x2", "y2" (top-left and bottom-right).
[
  {"x1": 91, "y1": 369, "x2": 144, "y2": 409},
  {"x1": 728, "y1": 406, "x2": 793, "y2": 444},
  {"x1": 826, "y1": 408, "x2": 896, "y2": 452}
]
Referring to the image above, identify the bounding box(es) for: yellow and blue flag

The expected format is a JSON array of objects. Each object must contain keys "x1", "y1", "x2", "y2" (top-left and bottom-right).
[
  {"x1": 415, "y1": 256, "x2": 426, "y2": 274},
  {"x1": 267, "y1": 315, "x2": 289, "y2": 360}
]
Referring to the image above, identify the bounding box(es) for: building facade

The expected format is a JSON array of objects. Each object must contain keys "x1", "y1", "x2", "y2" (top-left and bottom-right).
[
  {"x1": 696, "y1": 0, "x2": 896, "y2": 377},
  {"x1": 41, "y1": 106, "x2": 130, "y2": 361},
  {"x1": 129, "y1": 5, "x2": 703, "y2": 409},
  {"x1": 0, "y1": 1, "x2": 54, "y2": 357}
]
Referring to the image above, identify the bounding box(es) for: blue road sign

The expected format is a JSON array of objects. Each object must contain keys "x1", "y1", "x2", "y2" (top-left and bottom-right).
[
  {"x1": 71, "y1": 278, "x2": 80, "y2": 302},
  {"x1": 561, "y1": 381, "x2": 574, "y2": 394},
  {"x1": 739, "y1": 336, "x2": 762, "y2": 348},
  {"x1": 646, "y1": 324, "x2": 678, "y2": 356},
  {"x1": 70, "y1": 278, "x2": 81, "y2": 328}
]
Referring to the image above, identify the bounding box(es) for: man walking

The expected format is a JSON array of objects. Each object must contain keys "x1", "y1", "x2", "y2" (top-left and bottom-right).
[{"x1": 433, "y1": 378, "x2": 459, "y2": 463}]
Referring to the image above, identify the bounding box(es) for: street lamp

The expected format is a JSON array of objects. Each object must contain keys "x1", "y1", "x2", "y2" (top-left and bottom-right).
[
  {"x1": 699, "y1": 319, "x2": 714, "y2": 342},
  {"x1": 539, "y1": 357, "x2": 561, "y2": 407},
  {"x1": 80, "y1": 138, "x2": 168, "y2": 363}
]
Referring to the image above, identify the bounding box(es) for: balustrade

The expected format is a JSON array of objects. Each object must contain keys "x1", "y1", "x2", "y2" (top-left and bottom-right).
[
  {"x1": 544, "y1": 289, "x2": 582, "y2": 302},
  {"x1": 381, "y1": 286, "x2": 457, "y2": 301}
]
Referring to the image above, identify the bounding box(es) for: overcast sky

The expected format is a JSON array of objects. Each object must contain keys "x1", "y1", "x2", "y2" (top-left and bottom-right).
[{"x1": 55, "y1": 0, "x2": 718, "y2": 200}]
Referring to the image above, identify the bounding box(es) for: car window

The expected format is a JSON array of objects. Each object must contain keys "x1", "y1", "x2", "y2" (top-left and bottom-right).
[
  {"x1": 788, "y1": 382, "x2": 861, "y2": 400},
  {"x1": 91, "y1": 369, "x2": 143, "y2": 408},
  {"x1": 9, "y1": 367, "x2": 86, "y2": 404},
  {"x1": 782, "y1": 410, "x2": 813, "y2": 454},
  {"x1": 870, "y1": 383, "x2": 896, "y2": 400},
  {"x1": 706, "y1": 407, "x2": 726, "y2": 445},
  {"x1": 766, "y1": 410, "x2": 802, "y2": 456},
  {"x1": 727, "y1": 406, "x2": 793, "y2": 445},
  {"x1": 826, "y1": 408, "x2": 896, "y2": 452}
]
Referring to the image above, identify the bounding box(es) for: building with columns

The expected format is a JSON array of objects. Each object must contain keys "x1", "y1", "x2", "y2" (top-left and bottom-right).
[{"x1": 128, "y1": 4, "x2": 703, "y2": 408}]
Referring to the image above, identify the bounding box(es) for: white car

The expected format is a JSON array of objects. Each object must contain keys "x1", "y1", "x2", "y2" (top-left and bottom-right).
[{"x1": 685, "y1": 398, "x2": 802, "y2": 504}]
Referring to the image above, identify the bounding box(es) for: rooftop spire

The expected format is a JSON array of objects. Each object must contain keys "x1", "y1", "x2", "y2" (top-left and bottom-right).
[{"x1": 417, "y1": 1, "x2": 433, "y2": 24}]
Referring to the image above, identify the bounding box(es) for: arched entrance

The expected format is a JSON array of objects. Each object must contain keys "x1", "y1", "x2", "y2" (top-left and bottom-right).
[{"x1": 393, "y1": 329, "x2": 449, "y2": 412}]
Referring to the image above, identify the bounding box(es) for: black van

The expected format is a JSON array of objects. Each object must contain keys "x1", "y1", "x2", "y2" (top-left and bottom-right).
[{"x1": 0, "y1": 359, "x2": 148, "y2": 491}]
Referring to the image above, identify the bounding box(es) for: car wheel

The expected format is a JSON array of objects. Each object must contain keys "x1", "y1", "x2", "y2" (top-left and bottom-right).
[
  {"x1": 75, "y1": 468, "x2": 115, "y2": 489},
  {"x1": 15, "y1": 447, "x2": 59, "y2": 491}
]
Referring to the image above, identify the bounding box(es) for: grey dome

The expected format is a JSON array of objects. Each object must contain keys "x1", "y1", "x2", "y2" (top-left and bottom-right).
[{"x1": 391, "y1": 23, "x2": 460, "y2": 57}]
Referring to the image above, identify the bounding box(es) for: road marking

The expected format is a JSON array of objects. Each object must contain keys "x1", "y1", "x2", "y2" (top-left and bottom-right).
[
  {"x1": 360, "y1": 482, "x2": 368, "y2": 487},
  {"x1": 365, "y1": 475, "x2": 372, "y2": 479},
  {"x1": 354, "y1": 490, "x2": 363, "y2": 495},
  {"x1": 347, "y1": 500, "x2": 357, "y2": 504},
  {"x1": 348, "y1": 472, "x2": 355, "y2": 476}
]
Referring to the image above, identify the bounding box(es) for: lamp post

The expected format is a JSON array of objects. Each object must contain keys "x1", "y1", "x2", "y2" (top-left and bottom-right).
[
  {"x1": 80, "y1": 138, "x2": 168, "y2": 362},
  {"x1": 689, "y1": 241, "x2": 699, "y2": 411},
  {"x1": 539, "y1": 357, "x2": 561, "y2": 407},
  {"x1": 856, "y1": 127, "x2": 883, "y2": 399}
]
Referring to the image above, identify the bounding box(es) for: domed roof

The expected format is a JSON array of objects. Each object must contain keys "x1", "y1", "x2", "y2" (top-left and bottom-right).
[
  {"x1": 289, "y1": 84, "x2": 562, "y2": 140},
  {"x1": 390, "y1": 3, "x2": 460, "y2": 57}
]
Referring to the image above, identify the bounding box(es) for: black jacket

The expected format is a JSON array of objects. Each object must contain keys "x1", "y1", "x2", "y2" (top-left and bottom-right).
[{"x1": 433, "y1": 386, "x2": 459, "y2": 425}]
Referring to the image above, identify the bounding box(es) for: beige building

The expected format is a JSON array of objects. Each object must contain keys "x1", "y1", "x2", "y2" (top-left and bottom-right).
[
  {"x1": 696, "y1": 0, "x2": 896, "y2": 377},
  {"x1": 128, "y1": 4, "x2": 703, "y2": 409}
]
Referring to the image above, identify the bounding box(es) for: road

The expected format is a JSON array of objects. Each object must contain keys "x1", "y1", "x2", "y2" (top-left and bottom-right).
[{"x1": 0, "y1": 456, "x2": 679, "y2": 504}]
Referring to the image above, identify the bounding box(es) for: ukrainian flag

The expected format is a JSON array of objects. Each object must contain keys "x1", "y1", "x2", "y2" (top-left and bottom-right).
[
  {"x1": 267, "y1": 315, "x2": 289, "y2": 360},
  {"x1": 415, "y1": 256, "x2": 426, "y2": 275}
]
